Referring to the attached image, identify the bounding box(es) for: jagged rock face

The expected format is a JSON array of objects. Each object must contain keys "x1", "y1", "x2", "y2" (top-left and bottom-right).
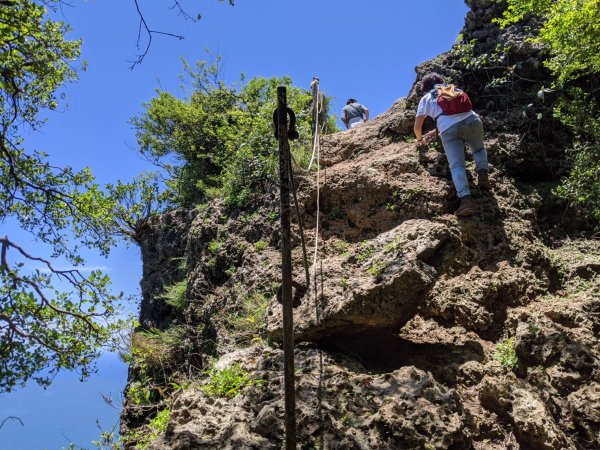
[
  {"x1": 125, "y1": 0, "x2": 600, "y2": 448},
  {"x1": 137, "y1": 209, "x2": 198, "y2": 329},
  {"x1": 423, "y1": 262, "x2": 540, "y2": 334},
  {"x1": 317, "y1": 142, "x2": 453, "y2": 239},
  {"x1": 267, "y1": 220, "x2": 461, "y2": 342},
  {"x1": 479, "y1": 375, "x2": 575, "y2": 450},
  {"x1": 148, "y1": 346, "x2": 472, "y2": 450},
  {"x1": 320, "y1": 99, "x2": 416, "y2": 168}
]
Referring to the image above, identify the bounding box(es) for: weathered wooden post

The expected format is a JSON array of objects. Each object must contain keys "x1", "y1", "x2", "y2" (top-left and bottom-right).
[{"x1": 276, "y1": 86, "x2": 296, "y2": 449}]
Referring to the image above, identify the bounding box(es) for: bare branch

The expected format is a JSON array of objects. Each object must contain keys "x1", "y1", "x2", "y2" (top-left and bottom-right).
[
  {"x1": 0, "y1": 237, "x2": 109, "y2": 330},
  {"x1": 129, "y1": 0, "x2": 184, "y2": 70},
  {"x1": 169, "y1": 0, "x2": 199, "y2": 22},
  {"x1": 0, "y1": 416, "x2": 23, "y2": 430}
]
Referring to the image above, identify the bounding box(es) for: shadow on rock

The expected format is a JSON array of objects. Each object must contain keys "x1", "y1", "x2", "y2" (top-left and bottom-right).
[{"x1": 318, "y1": 328, "x2": 485, "y2": 386}]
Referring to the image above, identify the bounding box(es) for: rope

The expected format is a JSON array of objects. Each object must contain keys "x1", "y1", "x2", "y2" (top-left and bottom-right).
[
  {"x1": 310, "y1": 78, "x2": 321, "y2": 309},
  {"x1": 285, "y1": 77, "x2": 323, "y2": 311},
  {"x1": 312, "y1": 157, "x2": 321, "y2": 309},
  {"x1": 307, "y1": 77, "x2": 321, "y2": 171},
  {"x1": 288, "y1": 149, "x2": 310, "y2": 289}
]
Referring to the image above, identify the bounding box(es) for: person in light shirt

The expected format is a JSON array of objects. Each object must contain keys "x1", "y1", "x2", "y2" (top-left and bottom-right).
[{"x1": 413, "y1": 72, "x2": 490, "y2": 217}]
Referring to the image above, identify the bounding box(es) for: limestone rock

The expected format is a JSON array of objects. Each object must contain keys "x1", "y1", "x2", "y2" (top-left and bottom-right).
[
  {"x1": 267, "y1": 220, "x2": 461, "y2": 342},
  {"x1": 423, "y1": 262, "x2": 538, "y2": 332},
  {"x1": 568, "y1": 383, "x2": 600, "y2": 447},
  {"x1": 479, "y1": 375, "x2": 575, "y2": 449},
  {"x1": 149, "y1": 346, "x2": 471, "y2": 450}
]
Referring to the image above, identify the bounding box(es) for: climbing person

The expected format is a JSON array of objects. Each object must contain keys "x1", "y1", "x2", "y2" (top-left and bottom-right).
[
  {"x1": 413, "y1": 72, "x2": 491, "y2": 217},
  {"x1": 341, "y1": 98, "x2": 369, "y2": 129}
]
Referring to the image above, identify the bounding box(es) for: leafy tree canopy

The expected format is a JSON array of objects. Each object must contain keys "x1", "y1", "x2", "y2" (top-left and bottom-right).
[
  {"x1": 499, "y1": 0, "x2": 600, "y2": 222},
  {"x1": 132, "y1": 56, "x2": 336, "y2": 208},
  {"x1": 498, "y1": 0, "x2": 600, "y2": 85},
  {"x1": 0, "y1": 0, "x2": 237, "y2": 392},
  {"x1": 0, "y1": 0, "x2": 124, "y2": 392}
]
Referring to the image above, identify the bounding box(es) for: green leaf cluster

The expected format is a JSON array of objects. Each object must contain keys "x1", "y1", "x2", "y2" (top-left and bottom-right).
[
  {"x1": 132, "y1": 55, "x2": 336, "y2": 208},
  {"x1": 0, "y1": 0, "x2": 128, "y2": 393},
  {"x1": 158, "y1": 279, "x2": 188, "y2": 310},
  {"x1": 0, "y1": 0, "x2": 80, "y2": 130},
  {"x1": 493, "y1": 337, "x2": 519, "y2": 370},
  {"x1": 123, "y1": 408, "x2": 172, "y2": 450},
  {"x1": 106, "y1": 171, "x2": 173, "y2": 242},
  {"x1": 201, "y1": 362, "x2": 259, "y2": 398},
  {"x1": 498, "y1": 0, "x2": 600, "y2": 85},
  {"x1": 498, "y1": 0, "x2": 600, "y2": 222}
]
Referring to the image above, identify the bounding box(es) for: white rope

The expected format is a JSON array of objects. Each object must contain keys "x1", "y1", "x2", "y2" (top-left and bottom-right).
[
  {"x1": 307, "y1": 77, "x2": 321, "y2": 171},
  {"x1": 309, "y1": 77, "x2": 321, "y2": 308},
  {"x1": 312, "y1": 145, "x2": 321, "y2": 307}
]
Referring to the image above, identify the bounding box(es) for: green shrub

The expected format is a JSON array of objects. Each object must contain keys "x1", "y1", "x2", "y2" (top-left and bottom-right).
[
  {"x1": 225, "y1": 290, "x2": 269, "y2": 342},
  {"x1": 132, "y1": 57, "x2": 338, "y2": 208},
  {"x1": 201, "y1": 363, "x2": 256, "y2": 398},
  {"x1": 498, "y1": 1, "x2": 600, "y2": 223},
  {"x1": 356, "y1": 241, "x2": 376, "y2": 263},
  {"x1": 208, "y1": 238, "x2": 224, "y2": 254},
  {"x1": 366, "y1": 261, "x2": 387, "y2": 277},
  {"x1": 145, "y1": 409, "x2": 171, "y2": 444},
  {"x1": 328, "y1": 239, "x2": 349, "y2": 255},
  {"x1": 127, "y1": 381, "x2": 153, "y2": 406},
  {"x1": 254, "y1": 240, "x2": 267, "y2": 252},
  {"x1": 127, "y1": 326, "x2": 186, "y2": 372},
  {"x1": 239, "y1": 211, "x2": 258, "y2": 223},
  {"x1": 126, "y1": 408, "x2": 172, "y2": 450},
  {"x1": 383, "y1": 236, "x2": 403, "y2": 253},
  {"x1": 159, "y1": 280, "x2": 187, "y2": 310},
  {"x1": 494, "y1": 337, "x2": 518, "y2": 370}
]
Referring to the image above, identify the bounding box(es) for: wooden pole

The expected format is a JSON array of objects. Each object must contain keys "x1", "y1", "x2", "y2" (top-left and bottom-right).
[{"x1": 277, "y1": 86, "x2": 296, "y2": 449}]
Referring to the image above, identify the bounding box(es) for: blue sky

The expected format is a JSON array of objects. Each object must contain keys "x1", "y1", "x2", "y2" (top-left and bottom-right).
[{"x1": 0, "y1": 1, "x2": 468, "y2": 448}]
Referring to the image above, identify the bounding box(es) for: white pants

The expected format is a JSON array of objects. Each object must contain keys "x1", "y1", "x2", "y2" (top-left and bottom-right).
[{"x1": 349, "y1": 117, "x2": 364, "y2": 128}]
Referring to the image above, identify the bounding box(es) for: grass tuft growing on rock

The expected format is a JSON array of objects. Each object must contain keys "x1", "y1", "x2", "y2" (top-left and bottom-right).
[
  {"x1": 225, "y1": 288, "x2": 270, "y2": 343},
  {"x1": 201, "y1": 362, "x2": 264, "y2": 398},
  {"x1": 494, "y1": 337, "x2": 518, "y2": 370},
  {"x1": 124, "y1": 408, "x2": 172, "y2": 450},
  {"x1": 254, "y1": 240, "x2": 267, "y2": 252},
  {"x1": 159, "y1": 280, "x2": 187, "y2": 310}
]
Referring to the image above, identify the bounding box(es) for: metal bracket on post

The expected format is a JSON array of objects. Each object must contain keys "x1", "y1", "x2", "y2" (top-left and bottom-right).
[{"x1": 276, "y1": 86, "x2": 296, "y2": 450}]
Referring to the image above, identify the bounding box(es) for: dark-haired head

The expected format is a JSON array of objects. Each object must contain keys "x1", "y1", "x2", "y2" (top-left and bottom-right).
[
  {"x1": 346, "y1": 98, "x2": 357, "y2": 105},
  {"x1": 421, "y1": 73, "x2": 445, "y2": 92}
]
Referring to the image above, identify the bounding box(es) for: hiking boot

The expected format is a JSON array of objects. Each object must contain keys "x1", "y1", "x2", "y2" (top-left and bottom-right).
[
  {"x1": 455, "y1": 195, "x2": 474, "y2": 217},
  {"x1": 477, "y1": 170, "x2": 491, "y2": 190}
]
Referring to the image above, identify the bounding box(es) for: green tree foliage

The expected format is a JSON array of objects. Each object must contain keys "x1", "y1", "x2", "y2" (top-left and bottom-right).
[
  {"x1": 499, "y1": 0, "x2": 600, "y2": 221},
  {"x1": 107, "y1": 171, "x2": 173, "y2": 242},
  {"x1": 0, "y1": 0, "x2": 124, "y2": 392},
  {"x1": 0, "y1": 0, "x2": 237, "y2": 395},
  {"x1": 498, "y1": 0, "x2": 600, "y2": 84},
  {"x1": 132, "y1": 56, "x2": 336, "y2": 208}
]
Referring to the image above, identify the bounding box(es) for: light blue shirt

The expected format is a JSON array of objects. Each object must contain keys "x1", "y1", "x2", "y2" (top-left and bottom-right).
[{"x1": 416, "y1": 91, "x2": 475, "y2": 133}]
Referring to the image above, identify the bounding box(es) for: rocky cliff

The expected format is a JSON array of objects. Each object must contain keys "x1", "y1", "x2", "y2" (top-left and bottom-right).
[{"x1": 121, "y1": 1, "x2": 600, "y2": 449}]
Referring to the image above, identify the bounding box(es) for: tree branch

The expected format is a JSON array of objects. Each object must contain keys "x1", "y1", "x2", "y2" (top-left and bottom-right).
[
  {"x1": 169, "y1": 0, "x2": 198, "y2": 22},
  {"x1": 0, "y1": 416, "x2": 23, "y2": 430},
  {"x1": 129, "y1": 0, "x2": 184, "y2": 70}
]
